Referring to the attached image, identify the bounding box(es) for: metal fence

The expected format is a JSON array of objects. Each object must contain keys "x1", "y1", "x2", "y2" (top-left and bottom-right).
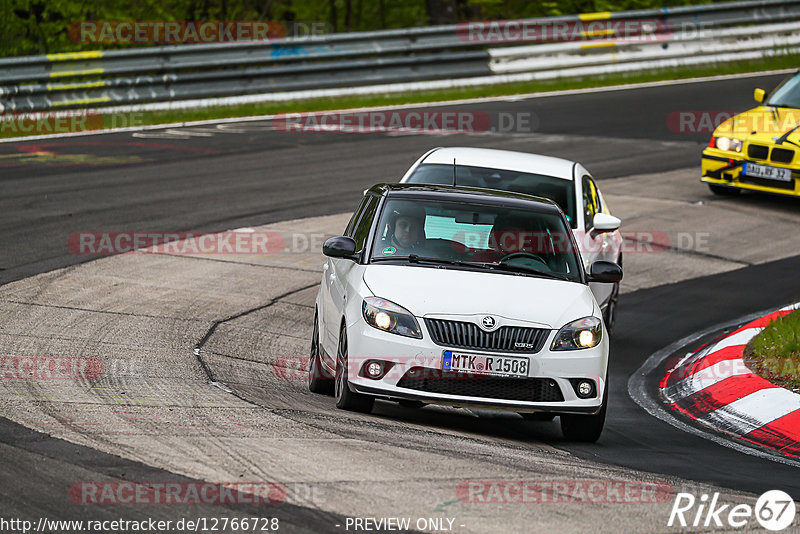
[{"x1": 1, "y1": 0, "x2": 799, "y2": 112}]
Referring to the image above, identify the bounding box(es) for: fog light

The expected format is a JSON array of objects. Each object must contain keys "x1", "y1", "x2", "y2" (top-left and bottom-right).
[
  {"x1": 570, "y1": 378, "x2": 597, "y2": 399},
  {"x1": 360, "y1": 360, "x2": 394, "y2": 380},
  {"x1": 367, "y1": 361, "x2": 382, "y2": 378}
]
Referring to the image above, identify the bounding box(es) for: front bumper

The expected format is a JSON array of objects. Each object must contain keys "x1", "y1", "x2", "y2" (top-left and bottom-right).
[
  {"x1": 345, "y1": 319, "x2": 608, "y2": 415},
  {"x1": 701, "y1": 148, "x2": 800, "y2": 196}
]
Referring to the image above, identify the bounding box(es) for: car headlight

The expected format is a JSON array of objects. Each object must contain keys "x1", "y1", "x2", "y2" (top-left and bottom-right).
[
  {"x1": 551, "y1": 317, "x2": 602, "y2": 350},
  {"x1": 713, "y1": 136, "x2": 742, "y2": 153},
  {"x1": 362, "y1": 297, "x2": 422, "y2": 338}
]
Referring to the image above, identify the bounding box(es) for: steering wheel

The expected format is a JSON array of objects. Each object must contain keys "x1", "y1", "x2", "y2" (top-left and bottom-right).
[{"x1": 498, "y1": 251, "x2": 548, "y2": 265}]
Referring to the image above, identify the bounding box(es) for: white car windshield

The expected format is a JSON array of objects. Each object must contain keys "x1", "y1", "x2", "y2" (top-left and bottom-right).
[
  {"x1": 370, "y1": 198, "x2": 582, "y2": 282},
  {"x1": 405, "y1": 163, "x2": 577, "y2": 227}
]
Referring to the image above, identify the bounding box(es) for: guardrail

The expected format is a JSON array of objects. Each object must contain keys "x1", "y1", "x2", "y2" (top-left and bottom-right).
[{"x1": 1, "y1": 0, "x2": 799, "y2": 112}]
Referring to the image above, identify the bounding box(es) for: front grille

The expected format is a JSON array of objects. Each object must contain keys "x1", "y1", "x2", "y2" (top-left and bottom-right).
[
  {"x1": 748, "y1": 144, "x2": 769, "y2": 159},
  {"x1": 397, "y1": 367, "x2": 564, "y2": 402},
  {"x1": 771, "y1": 147, "x2": 794, "y2": 163},
  {"x1": 739, "y1": 175, "x2": 796, "y2": 190},
  {"x1": 424, "y1": 318, "x2": 549, "y2": 353}
]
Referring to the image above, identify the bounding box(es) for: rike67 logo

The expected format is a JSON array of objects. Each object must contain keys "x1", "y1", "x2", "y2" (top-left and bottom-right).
[{"x1": 669, "y1": 490, "x2": 796, "y2": 531}]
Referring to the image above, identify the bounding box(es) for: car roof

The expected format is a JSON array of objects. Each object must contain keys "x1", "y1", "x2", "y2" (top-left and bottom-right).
[
  {"x1": 419, "y1": 147, "x2": 575, "y2": 181},
  {"x1": 367, "y1": 183, "x2": 564, "y2": 214}
]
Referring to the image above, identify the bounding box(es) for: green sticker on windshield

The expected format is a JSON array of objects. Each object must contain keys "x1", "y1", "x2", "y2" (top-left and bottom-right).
[{"x1": 382, "y1": 246, "x2": 396, "y2": 256}]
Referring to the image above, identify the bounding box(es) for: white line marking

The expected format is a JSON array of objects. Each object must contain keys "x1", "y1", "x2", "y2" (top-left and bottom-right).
[
  {"x1": 663, "y1": 358, "x2": 752, "y2": 401},
  {"x1": 711, "y1": 388, "x2": 800, "y2": 431},
  {"x1": 165, "y1": 128, "x2": 214, "y2": 137},
  {"x1": 710, "y1": 328, "x2": 762, "y2": 352},
  {"x1": 131, "y1": 131, "x2": 192, "y2": 139}
]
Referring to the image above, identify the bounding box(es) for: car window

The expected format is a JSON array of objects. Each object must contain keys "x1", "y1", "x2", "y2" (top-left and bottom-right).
[
  {"x1": 351, "y1": 195, "x2": 379, "y2": 252},
  {"x1": 406, "y1": 163, "x2": 577, "y2": 228},
  {"x1": 766, "y1": 72, "x2": 800, "y2": 108},
  {"x1": 344, "y1": 196, "x2": 370, "y2": 237},
  {"x1": 425, "y1": 214, "x2": 493, "y2": 249},
  {"x1": 370, "y1": 197, "x2": 582, "y2": 282},
  {"x1": 582, "y1": 176, "x2": 600, "y2": 230}
]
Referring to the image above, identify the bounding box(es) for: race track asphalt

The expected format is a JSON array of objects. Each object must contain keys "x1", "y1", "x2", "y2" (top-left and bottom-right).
[{"x1": 2, "y1": 72, "x2": 798, "y2": 530}]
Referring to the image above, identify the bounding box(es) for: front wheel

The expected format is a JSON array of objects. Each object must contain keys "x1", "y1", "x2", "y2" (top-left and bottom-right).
[
  {"x1": 603, "y1": 254, "x2": 621, "y2": 334},
  {"x1": 334, "y1": 325, "x2": 374, "y2": 413},
  {"x1": 308, "y1": 311, "x2": 333, "y2": 395},
  {"x1": 560, "y1": 386, "x2": 608, "y2": 442}
]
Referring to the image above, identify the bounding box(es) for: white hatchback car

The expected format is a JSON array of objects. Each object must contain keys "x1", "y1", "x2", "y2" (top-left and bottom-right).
[
  {"x1": 399, "y1": 147, "x2": 623, "y2": 332},
  {"x1": 310, "y1": 184, "x2": 622, "y2": 442}
]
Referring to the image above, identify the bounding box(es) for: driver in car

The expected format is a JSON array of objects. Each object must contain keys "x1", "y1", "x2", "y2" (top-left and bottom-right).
[{"x1": 387, "y1": 204, "x2": 427, "y2": 254}]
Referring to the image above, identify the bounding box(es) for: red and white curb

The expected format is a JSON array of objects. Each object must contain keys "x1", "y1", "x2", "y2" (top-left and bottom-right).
[{"x1": 660, "y1": 303, "x2": 800, "y2": 458}]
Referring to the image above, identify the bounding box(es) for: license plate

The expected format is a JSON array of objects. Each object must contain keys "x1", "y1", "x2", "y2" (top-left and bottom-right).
[
  {"x1": 442, "y1": 351, "x2": 529, "y2": 378},
  {"x1": 742, "y1": 162, "x2": 792, "y2": 182}
]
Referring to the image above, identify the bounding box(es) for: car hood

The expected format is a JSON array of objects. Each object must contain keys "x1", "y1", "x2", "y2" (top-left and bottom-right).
[
  {"x1": 362, "y1": 264, "x2": 595, "y2": 329},
  {"x1": 717, "y1": 106, "x2": 800, "y2": 146}
]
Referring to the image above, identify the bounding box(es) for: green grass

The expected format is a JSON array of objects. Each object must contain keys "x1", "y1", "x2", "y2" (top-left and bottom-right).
[
  {"x1": 744, "y1": 310, "x2": 800, "y2": 391},
  {"x1": 3, "y1": 51, "x2": 800, "y2": 139}
]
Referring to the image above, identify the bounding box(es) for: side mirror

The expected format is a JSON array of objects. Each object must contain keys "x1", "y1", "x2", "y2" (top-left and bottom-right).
[
  {"x1": 587, "y1": 261, "x2": 622, "y2": 283},
  {"x1": 591, "y1": 213, "x2": 621, "y2": 235},
  {"x1": 323, "y1": 236, "x2": 358, "y2": 259},
  {"x1": 754, "y1": 88, "x2": 766, "y2": 104}
]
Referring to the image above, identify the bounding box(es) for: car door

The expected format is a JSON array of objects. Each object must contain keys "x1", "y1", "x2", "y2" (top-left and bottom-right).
[
  {"x1": 322, "y1": 195, "x2": 379, "y2": 355},
  {"x1": 580, "y1": 174, "x2": 613, "y2": 308},
  {"x1": 321, "y1": 197, "x2": 365, "y2": 351}
]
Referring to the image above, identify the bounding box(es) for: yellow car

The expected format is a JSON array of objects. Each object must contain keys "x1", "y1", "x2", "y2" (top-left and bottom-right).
[{"x1": 702, "y1": 72, "x2": 800, "y2": 196}]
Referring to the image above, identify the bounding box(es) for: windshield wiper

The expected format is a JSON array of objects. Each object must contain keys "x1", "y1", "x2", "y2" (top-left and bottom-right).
[
  {"x1": 372, "y1": 254, "x2": 571, "y2": 280},
  {"x1": 372, "y1": 255, "x2": 486, "y2": 269},
  {"x1": 484, "y1": 260, "x2": 571, "y2": 281}
]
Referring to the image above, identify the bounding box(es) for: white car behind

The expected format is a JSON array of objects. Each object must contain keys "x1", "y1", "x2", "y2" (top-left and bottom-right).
[{"x1": 399, "y1": 147, "x2": 623, "y2": 331}]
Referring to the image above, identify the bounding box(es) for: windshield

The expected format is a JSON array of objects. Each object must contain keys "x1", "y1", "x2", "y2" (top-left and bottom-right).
[
  {"x1": 766, "y1": 73, "x2": 800, "y2": 108},
  {"x1": 405, "y1": 163, "x2": 577, "y2": 228},
  {"x1": 370, "y1": 197, "x2": 582, "y2": 282}
]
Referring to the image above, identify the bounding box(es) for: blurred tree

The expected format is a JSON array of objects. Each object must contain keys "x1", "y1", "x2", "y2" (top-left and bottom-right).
[{"x1": 0, "y1": 0, "x2": 717, "y2": 57}]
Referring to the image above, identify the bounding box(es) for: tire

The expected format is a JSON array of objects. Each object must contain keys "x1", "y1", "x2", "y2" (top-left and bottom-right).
[
  {"x1": 560, "y1": 386, "x2": 608, "y2": 442},
  {"x1": 308, "y1": 311, "x2": 334, "y2": 395},
  {"x1": 520, "y1": 412, "x2": 555, "y2": 421},
  {"x1": 334, "y1": 325, "x2": 374, "y2": 413},
  {"x1": 708, "y1": 184, "x2": 740, "y2": 196},
  {"x1": 602, "y1": 254, "x2": 621, "y2": 335}
]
